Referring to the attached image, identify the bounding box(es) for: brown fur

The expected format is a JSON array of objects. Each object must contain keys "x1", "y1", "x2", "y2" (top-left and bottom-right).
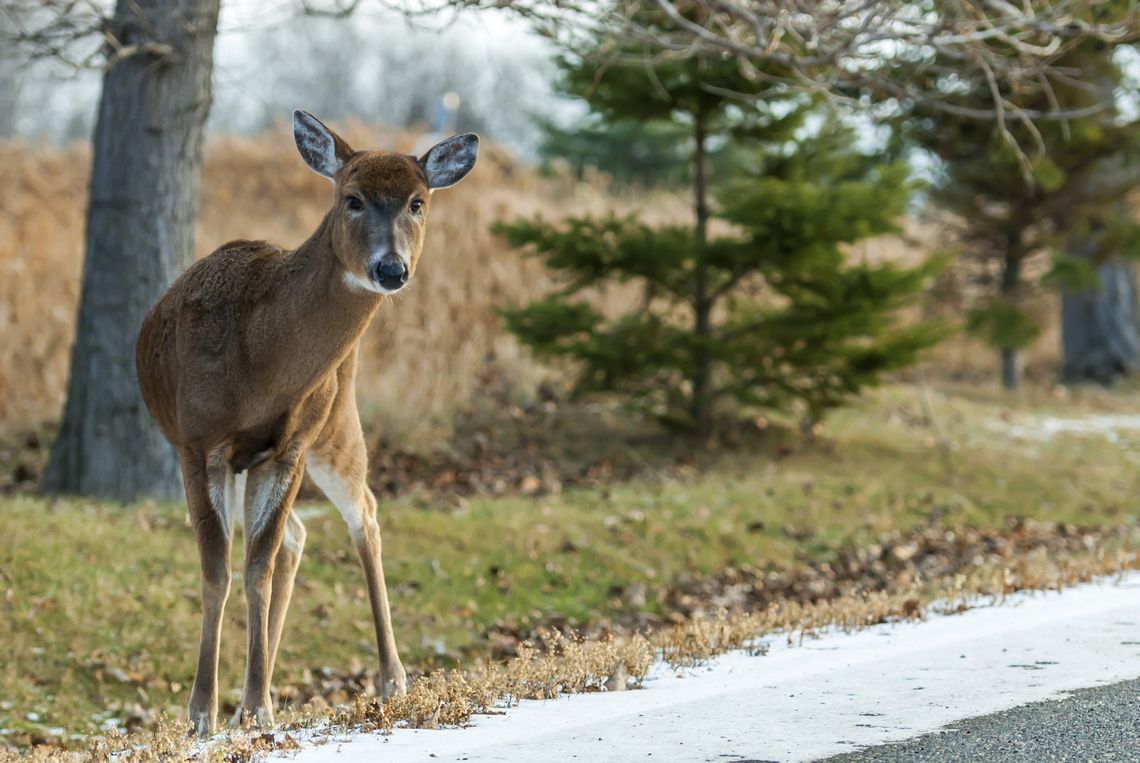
[{"x1": 136, "y1": 115, "x2": 476, "y2": 734}]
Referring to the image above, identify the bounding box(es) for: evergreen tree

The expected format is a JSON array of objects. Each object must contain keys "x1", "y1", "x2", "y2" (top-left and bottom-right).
[
  {"x1": 537, "y1": 113, "x2": 748, "y2": 188},
  {"x1": 899, "y1": 42, "x2": 1140, "y2": 388},
  {"x1": 496, "y1": 22, "x2": 943, "y2": 436},
  {"x1": 538, "y1": 118, "x2": 694, "y2": 187}
]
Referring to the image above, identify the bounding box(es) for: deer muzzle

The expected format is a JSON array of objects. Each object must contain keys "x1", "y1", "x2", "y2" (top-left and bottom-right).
[{"x1": 371, "y1": 254, "x2": 408, "y2": 292}]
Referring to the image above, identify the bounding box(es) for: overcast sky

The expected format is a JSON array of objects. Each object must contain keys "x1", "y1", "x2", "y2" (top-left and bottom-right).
[{"x1": 10, "y1": 2, "x2": 569, "y2": 158}]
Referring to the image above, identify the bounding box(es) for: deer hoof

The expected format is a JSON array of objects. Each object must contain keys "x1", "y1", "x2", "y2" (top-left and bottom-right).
[
  {"x1": 188, "y1": 709, "x2": 215, "y2": 737},
  {"x1": 230, "y1": 704, "x2": 274, "y2": 729},
  {"x1": 381, "y1": 663, "x2": 408, "y2": 700}
]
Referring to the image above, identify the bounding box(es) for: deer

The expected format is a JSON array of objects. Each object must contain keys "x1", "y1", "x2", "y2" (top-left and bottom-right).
[{"x1": 135, "y1": 110, "x2": 479, "y2": 735}]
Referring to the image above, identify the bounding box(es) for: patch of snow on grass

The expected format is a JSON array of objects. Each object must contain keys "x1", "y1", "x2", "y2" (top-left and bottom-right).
[{"x1": 995, "y1": 414, "x2": 1140, "y2": 444}]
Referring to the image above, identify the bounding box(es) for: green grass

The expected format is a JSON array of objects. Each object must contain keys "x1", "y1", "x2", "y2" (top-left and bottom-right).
[{"x1": 2, "y1": 381, "x2": 1139, "y2": 743}]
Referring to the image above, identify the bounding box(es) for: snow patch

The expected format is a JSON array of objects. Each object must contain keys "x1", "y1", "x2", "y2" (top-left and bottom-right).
[
  {"x1": 282, "y1": 573, "x2": 1140, "y2": 762},
  {"x1": 993, "y1": 413, "x2": 1140, "y2": 443}
]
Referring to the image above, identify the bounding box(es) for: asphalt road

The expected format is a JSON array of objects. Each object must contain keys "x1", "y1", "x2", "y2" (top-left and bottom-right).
[{"x1": 824, "y1": 677, "x2": 1140, "y2": 762}]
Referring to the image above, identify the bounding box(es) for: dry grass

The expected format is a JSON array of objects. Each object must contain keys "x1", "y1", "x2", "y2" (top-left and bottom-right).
[
  {"x1": 0, "y1": 126, "x2": 1072, "y2": 449},
  {"x1": 331, "y1": 630, "x2": 655, "y2": 733},
  {"x1": 0, "y1": 124, "x2": 680, "y2": 445},
  {"x1": 0, "y1": 141, "x2": 87, "y2": 432},
  {"x1": 6, "y1": 537, "x2": 1136, "y2": 763}
]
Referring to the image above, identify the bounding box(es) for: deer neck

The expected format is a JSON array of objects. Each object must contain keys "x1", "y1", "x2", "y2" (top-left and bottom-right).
[{"x1": 281, "y1": 214, "x2": 384, "y2": 373}]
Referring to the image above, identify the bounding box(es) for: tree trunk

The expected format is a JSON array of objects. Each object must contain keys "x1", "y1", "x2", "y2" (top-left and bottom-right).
[
  {"x1": 999, "y1": 348, "x2": 1019, "y2": 391},
  {"x1": 1061, "y1": 258, "x2": 1140, "y2": 384},
  {"x1": 42, "y1": 0, "x2": 220, "y2": 500},
  {"x1": 0, "y1": 11, "x2": 23, "y2": 138},
  {"x1": 690, "y1": 101, "x2": 713, "y2": 438},
  {"x1": 0, "y1": 69, "x2": 17, "y2": 140},
  {"x1": 999, "y1": 233, "x2": 1023, "y2": 391}
]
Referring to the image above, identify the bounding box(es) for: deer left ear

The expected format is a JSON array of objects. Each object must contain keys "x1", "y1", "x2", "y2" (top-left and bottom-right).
[{"x1": 420, "y1": 133, "x2": 479, "y2": 189}]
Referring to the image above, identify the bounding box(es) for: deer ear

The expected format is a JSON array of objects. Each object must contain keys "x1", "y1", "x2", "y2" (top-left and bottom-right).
[
  {"x1": 293, "y1": 110, "x2": 354, "y2": 181},
  {"x1": 419, "y1": 133, "x2": 479, "y2": 189}
]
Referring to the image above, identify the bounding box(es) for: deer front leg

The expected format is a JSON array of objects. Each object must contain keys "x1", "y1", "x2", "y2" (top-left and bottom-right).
[
  {"x1": 234, "y1": 459, "x2": 302, "y2": 728},
  {"x1": 307, "y1": 451, "x2": 407, "y2": 698},
  {"x1": 355, "y1": 495, "x2": 407, "y2": 698},
  {"x1": 183, "y1": 452, "x2": 234, "y2": 737}
]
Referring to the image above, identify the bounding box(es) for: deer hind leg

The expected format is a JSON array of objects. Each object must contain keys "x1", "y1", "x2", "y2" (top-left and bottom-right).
[
  {"x1": 233, "y1": 457, "x2": 302, "y2": 728},
  {"x1": 306, "y1": 442, "x2": 407, "y2": 699},
  {"x1": 266, "y1": 509, "x2": 306, "y2": 684},
  {"x1": 184, "y1": 450, "x2": 235, "y2": 736}
]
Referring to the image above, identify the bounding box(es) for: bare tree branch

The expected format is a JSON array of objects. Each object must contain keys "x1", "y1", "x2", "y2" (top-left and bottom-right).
[
  {"x1": 0, "y1": 0, "x2": 107, "y2": 70},
  {"x1": 8, "y1": 0, "x2": 1138, "y2": 166},
  {"x1": 435, "y1": 0, "x2": 1140, "y2": 123},
  {"x1": 290, "y1": 0, "x2": 1140, "y2": 170}
]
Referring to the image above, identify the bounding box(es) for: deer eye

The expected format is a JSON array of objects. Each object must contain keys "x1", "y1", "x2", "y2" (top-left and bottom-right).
[
  {"x1": 345, "y1": 195, "x2": 364, "y2": 211},
  {"x1": 409, "y1": 198, "x2": 424, "y2": 213}
]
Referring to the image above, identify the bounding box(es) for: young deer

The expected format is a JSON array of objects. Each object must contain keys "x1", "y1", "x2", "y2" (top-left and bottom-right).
[{"x1": 136, "y1": 111, "x2": 478, "y2": 734}]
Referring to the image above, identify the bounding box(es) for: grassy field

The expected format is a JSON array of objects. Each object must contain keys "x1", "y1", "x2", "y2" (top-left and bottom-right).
[{"x1": 2, "y1": 380, "x2": 1138, "y2": 747}]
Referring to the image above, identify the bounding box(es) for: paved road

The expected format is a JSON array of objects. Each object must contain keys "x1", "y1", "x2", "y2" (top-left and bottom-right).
[
  {"x1": 286, "y1": 575, "x2": 1140, "y2": 762},
  {"x1": 825, "y1": 677, "x2": 1140, "y2": 762}
]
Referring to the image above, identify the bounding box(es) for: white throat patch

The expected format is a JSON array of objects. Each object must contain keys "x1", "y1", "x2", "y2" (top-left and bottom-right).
[{"x1": 342, "y1": 270, "x2": 384, "y2": 294}]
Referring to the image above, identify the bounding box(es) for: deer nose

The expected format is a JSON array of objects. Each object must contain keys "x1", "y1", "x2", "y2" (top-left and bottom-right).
[{"x1": 371, "y1": 255, "x2": 408, "y2": 291}]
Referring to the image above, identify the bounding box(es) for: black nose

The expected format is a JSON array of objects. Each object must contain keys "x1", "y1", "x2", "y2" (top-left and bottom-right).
[{"x1": 371, "y1": 255, "x2": 408, "y2": 291}]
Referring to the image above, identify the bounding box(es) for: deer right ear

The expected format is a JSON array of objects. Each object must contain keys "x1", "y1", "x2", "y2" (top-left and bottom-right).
[{"x1": 293, "y1": 110, "x2": 353, "y2": 181}]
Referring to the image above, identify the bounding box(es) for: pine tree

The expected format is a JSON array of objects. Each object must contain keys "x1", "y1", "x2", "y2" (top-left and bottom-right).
[
  {"x1": 537, "y1": 118, "x2": 694, "y2": 187},
  {"x1": 899, "y1": 42, "x2": 1140, "y2": 388},
  {"x1": 495, "y1": 21, "x2": 943, "y2": 436}
]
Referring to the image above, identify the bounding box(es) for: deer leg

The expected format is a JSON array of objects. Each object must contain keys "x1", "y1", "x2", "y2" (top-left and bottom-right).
[
  {"x1": 266, "y1": 510, "x2": 306, "y2": 683},
  {"x1": 352, "y1": 490, "x2": 407, "y2": 699},
  {"x1": 233, "y1": 459, "x2": 301, "y2": 728},
  {"x1": 307, "y1": 450, "x2": 407, "y2": 698},
  {"x1": 184, "y1": 451, "x2": 234, "y2": 736}
]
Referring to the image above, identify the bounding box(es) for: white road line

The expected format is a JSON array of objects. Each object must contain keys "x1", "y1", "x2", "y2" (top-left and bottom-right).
[{"x1": 286, "y1": 573, "x2": 1140, "y2": 763}]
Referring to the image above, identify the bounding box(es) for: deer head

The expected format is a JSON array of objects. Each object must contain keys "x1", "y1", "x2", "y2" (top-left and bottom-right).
[{"x1": 292, "y1": 110, "x2": 479, "y2": 294}]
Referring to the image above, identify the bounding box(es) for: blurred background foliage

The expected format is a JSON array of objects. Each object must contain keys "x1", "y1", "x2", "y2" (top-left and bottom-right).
[{"x1": 1, "y1": 1, "x2": 1139, "y2": 451}]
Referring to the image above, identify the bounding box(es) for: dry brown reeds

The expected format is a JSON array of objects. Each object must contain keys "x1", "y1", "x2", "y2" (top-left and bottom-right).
[
  {"x1": 0, "y1": 123, "x2": 677, "y2": 444},
  {"x1": 0, "y1": 141, "x2": 88, "y2": 432}
]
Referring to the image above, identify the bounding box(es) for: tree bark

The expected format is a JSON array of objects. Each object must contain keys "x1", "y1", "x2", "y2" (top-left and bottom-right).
[
  {"x1": 1061, "y1": 258, "x2": 1140, "y2": 384},
  {"x1": 999, "y1": 232, "x2": 1023, "y2": 391},
  {"x1": 42, "y1": 0, "x2": 220, "y2": 500},
  {"x1": 0, "y1": 11, "x2": 23, "y2": 138},
  {"x1": 0, "y1": 71, "x2": 17, "y2": 140},
  {"x1": 999, "y1": 347, "x2": 1019, "y2": 391},
  {"x1": 690, "y1": 100, "x2": 713, "y2": 438}
]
